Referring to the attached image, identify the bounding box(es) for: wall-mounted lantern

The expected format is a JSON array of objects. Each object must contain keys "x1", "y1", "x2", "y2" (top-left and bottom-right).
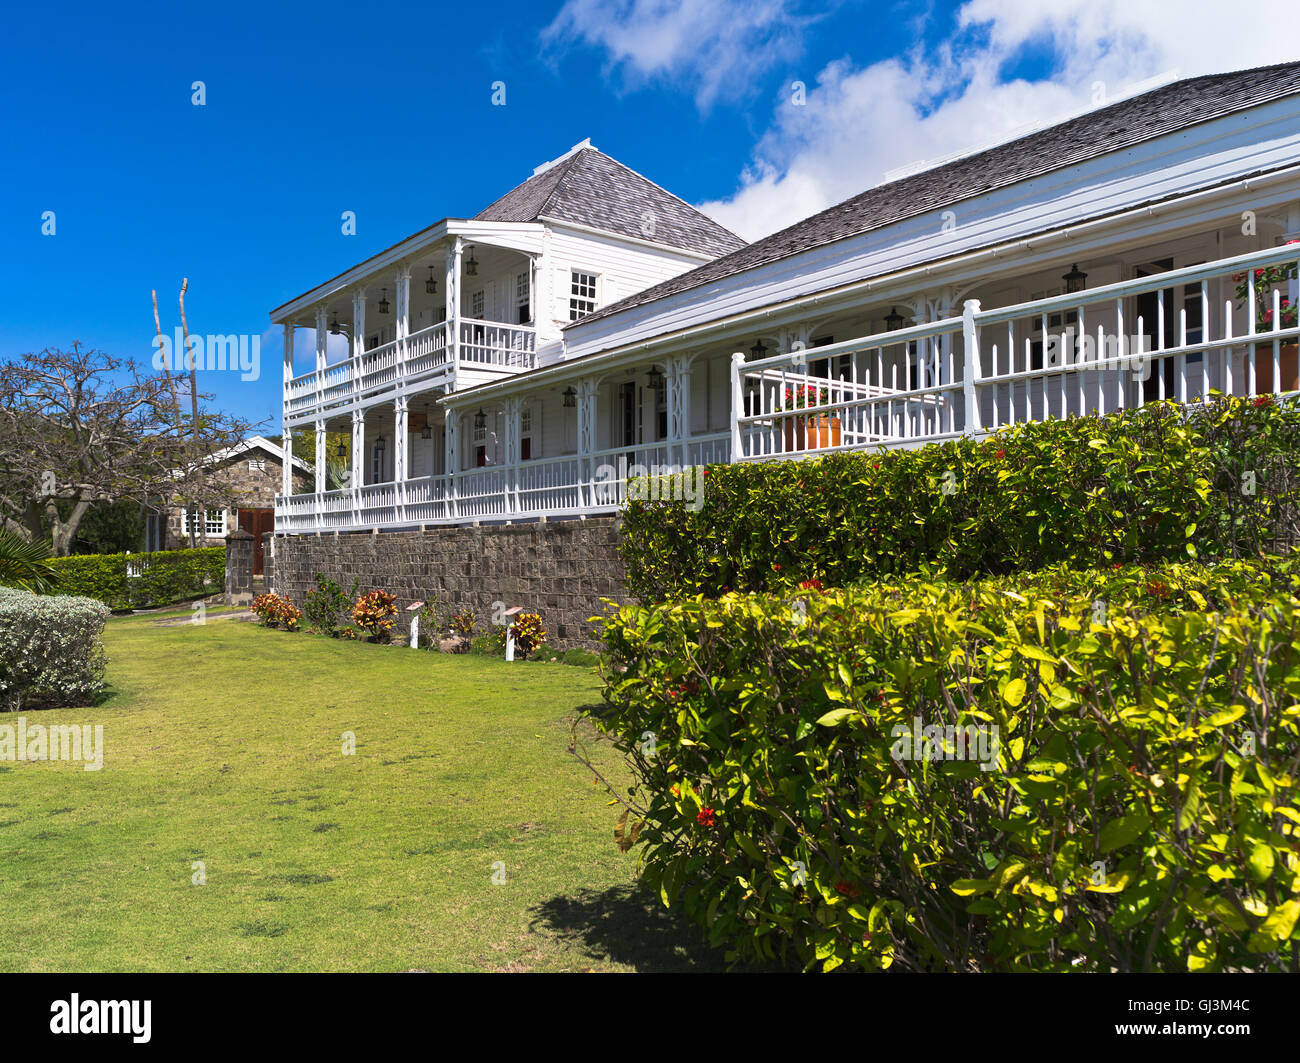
[{"x1": 562, "y1": 386, "x2": 576, "y2": 408}]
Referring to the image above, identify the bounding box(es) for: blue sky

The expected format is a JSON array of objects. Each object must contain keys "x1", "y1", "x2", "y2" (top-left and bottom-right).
[{"x1": 2, "y1": 0, "x2": 1295, "y2": 429}]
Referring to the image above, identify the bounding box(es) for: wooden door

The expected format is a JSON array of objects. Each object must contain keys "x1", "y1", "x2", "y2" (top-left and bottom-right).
[{"x1": 238, "y1": 508, "x2": 274, "y2": 575}]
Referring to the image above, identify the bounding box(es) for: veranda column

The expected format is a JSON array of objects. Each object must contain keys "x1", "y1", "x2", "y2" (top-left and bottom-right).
[
  {"x1": 503, "y1": 397, "x2": 521, "y2": 516},
  {"x1": 394, "y1": 395, "x2": 409, "y2": 522},
  {"x1": 577, "y1": 377, "x2": 599, "y2": 508},
  {"x1": 668, "y1": 354, "x2": 694, "y2": 467},
  {"x1": 444, "y1": 409, "x2": 459, "y2": 520},
  {"x1": 281, "y1": 324, "x2": 295, "y2": 499},
  {"x1": 395, "y1": 264, "x2": 411, "y2": 380},
  {"x1": 314, "y1": 419, "x2": 327, "y2": 496},
  {"x1": 314, "y1": 306, "x2": 328, "y2": 408},
  {"x1": 729, "y1": 352, "x2": 745, "y2": 462},
  {"x1": 351, "y1": 289, "x2": 366, "y2": 397},
  {"x1": 351, "y1": 408, "x2": 365, "y2": 527},
  {"x1": 446, "y1": 240, "x2": 462, "y2": 392}
]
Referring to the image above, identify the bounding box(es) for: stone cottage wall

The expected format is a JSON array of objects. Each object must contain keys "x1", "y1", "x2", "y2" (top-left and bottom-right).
[{"x1": 270, "y1": 516, "x2": 626, "y2": 650}]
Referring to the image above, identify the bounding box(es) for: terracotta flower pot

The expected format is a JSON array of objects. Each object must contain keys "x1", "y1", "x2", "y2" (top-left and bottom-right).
[
  {"x1": 783, "y1": 414, "x2": 843, "y2": 452},
  {"x1": 1254, "y1": 341, "x2": 1299, "y2": 394}
]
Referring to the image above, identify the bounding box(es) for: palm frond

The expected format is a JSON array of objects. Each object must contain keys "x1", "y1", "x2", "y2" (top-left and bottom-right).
[{"x1": 0, "y1": 529, "x2": 60, "y2": 594}]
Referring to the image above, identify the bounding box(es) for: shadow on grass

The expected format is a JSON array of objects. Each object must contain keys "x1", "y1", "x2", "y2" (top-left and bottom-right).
[{"x1": 530, "y1": 883, "x2": 752, "y2": 972}]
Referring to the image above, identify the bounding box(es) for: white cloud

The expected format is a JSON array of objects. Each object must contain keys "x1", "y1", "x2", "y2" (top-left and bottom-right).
[
  {"x1": 697, "y1": 0, "x2": 1300, "y2": 240},
  {"x1": 542, "y1": 0, "x2": 816, "y2": 110}
]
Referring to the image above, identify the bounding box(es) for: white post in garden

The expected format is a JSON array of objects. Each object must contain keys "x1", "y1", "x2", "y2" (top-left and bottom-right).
[
  {"x1": 962, "y1": 299, "x2": 982, "y2": 437},
  {"x1": 729, "y1": 351, "x2": 745, "y2": 462},
  {"x1": 282, "y1": 324, "x2": 295, "y2": 499}
]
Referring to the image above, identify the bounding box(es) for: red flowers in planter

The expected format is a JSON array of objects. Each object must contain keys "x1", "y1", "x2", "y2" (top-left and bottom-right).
[{"x1": 697, "y1": 807, "x2": 717, "y2": 828}]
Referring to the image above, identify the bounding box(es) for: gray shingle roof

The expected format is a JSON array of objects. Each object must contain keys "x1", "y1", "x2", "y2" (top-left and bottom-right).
[
  {"x1": 475, "y1": 147, "x2": 746, "y2": 259},
  {"x1": 570, "y1": 60, "x2": 1300, "y2": 329}
]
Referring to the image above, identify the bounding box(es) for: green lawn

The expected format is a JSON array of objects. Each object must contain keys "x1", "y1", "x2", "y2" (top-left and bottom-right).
[{"x1": 0, "y1": 611, "x2": 724, "y2": 972}]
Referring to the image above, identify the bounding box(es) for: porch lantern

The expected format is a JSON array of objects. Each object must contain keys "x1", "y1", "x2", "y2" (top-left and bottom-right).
[
  {"x1": 328, "y1": 313, "x2": 343, "y2": 335},
  {"x1": 374, "y1": 435, "x2": 386, "y2": 456},
  {"x1": 421, "y1": 403, "x2": 432, "y2": 440},
  {"x1": 1063, "y1": 264, "x2": 1088, "y2": 294},
  {"x1": 646, "y1": 365, "x2": 665, "y2": 392},
  {"x1": 750, "y1": 338, "x2": 767, "y2": 358},
  {"x1": 465, "y1": 247, "x2": 479, "y2": 277},
  {"x1": 884, "y1": 307, "x2": 904, "y2": 332},
  {"x1": 474, "y1": 408, "x2": 487, "y2": 431},
  {"x1": 562, "y1": 386, "x2": 576, "y2": 408},
  {"x1": 425, "y1": 267, "x2": 438, "y2": 295},
  {"x1": 378, "y1": 288, "x2": 391, "y2": 314},
  {"x1": 336, "y1": 439, "x2": 347, "y2": 458}
]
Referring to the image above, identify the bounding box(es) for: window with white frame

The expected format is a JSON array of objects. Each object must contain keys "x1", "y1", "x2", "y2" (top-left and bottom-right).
[
  {"x1": 471, "y1": 290, "x2": 484, "y2": 319},
  {"x1": 516, "y1": 270, "x2": 530, "y2": 324},
  {"x1": 520, "y1": 406, "x2": 535, "y2": 461},
  {"x1": 247, "y1": 457, "x2": 265, "y2": 472},
  {"x1": 569, "y1": 270, "x2": 598, "y2": 320},
  {"x1": 180, "y1": 507, "x2": 227, "y2": 537}
]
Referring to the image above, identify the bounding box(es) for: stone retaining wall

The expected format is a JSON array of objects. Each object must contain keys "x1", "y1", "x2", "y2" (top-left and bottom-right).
[{"x1": 270, "y1": 516, "x2": 626, "y2": 649}]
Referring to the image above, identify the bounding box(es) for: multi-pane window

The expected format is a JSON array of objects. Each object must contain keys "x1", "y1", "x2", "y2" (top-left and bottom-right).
[
  {"x1": 471, "y1": 290, "x2": 484, "y2": 318},
  {"x1": 247, "y1": 458, "x2": 265, "y2": 472},
  {"x1": 181, "y1": 507, "x2": 226, "y2": 537},
  {"x1": 569, "y1": 270, "x2": 598, "y2": 320},
  {"x1": 516, "y1": 271, "x2": 530, "y2": 324}
]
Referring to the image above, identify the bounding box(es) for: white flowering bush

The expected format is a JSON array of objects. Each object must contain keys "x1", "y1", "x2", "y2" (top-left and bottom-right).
[{"x1": 0, "y1": 587, "x2": 109, "y2": 711}]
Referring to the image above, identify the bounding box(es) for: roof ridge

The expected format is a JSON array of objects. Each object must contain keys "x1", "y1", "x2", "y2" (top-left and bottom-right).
[{"x1": 576, "y1": 148, "x2": 746, "y2": 243}]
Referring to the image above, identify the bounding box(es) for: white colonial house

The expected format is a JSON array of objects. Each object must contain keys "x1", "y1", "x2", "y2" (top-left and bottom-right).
[{"x1": 274, "y1": 62, "x2": 1300, "y2": 534}]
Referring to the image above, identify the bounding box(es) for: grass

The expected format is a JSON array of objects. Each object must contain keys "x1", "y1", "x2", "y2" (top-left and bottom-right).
[{"x1": 0, "y1": 610, "x2": 726, "y2": 971}]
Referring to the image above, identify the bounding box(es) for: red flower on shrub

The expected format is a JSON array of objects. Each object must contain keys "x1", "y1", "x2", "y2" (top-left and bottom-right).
[
  {"x1": 772, "y1": 563, "x2": 782, "y2": 572},
  {"x1": 697, "y1": 807, "x2": 716, "y2": 828},
  {"x1": 995, "y1": 448, "x2": 1006, "y2": 459},
  {"x1": 1254, "y1": 395, "x2": 1273, "y2": 408},
  {"x1": 833, "y1": 880, "x2": 860, "y2": 899},
  {"x1": 798, "y1": 578, "x2": 823, "y2": 591}
]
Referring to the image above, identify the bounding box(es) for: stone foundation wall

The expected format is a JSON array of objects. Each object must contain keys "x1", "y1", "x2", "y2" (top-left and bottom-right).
[{"x1": 270, "y1": 516, "x2": 626, "y2": 649}]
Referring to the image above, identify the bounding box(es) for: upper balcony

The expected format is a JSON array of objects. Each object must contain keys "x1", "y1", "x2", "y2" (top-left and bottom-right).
[
  {"x1": 276, "y1": 223, "x2": 546, "y2": 426},
  {"x1": 284, "y1": 317, "x2": 535, "y2": 422}
]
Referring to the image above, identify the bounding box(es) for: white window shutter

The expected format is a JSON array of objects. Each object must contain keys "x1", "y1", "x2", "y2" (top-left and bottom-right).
[{"x1": 555, "y1": 266, "x2": 570, "y2": 320}]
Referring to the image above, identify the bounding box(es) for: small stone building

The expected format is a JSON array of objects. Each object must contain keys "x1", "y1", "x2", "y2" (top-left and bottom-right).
[{"x1": 145, "y1": 436, "x2": 311, "y2": 572}]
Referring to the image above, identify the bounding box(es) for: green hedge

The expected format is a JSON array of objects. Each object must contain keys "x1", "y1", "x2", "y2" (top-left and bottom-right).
[
  {"x1": 622, "y1": 396, "x2": 1300, "y2": 602},
  {"x1": 0, "y1": 587, "x2": 109, "y2": 710},
  {"x1": 593, "y1": 557, "x2": 1300, "y2": 971},
  {"x1": 48, "y1": 547, "x2": 225, "y2": 610}
]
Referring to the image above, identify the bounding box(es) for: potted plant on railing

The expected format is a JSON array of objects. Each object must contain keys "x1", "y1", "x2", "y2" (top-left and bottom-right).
[
  {"x1": 1235, "y1": 243, "x2": 1299, "y2": 393},
  {"x1": 781, "y1": 383, "x2": 842, "y2": 452}
]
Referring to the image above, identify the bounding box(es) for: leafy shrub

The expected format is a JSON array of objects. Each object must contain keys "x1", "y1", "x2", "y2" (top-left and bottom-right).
[
  {"x1": 449, "y1": 610, "x2": 476, "y2": 637},
  {"x1": 621, "y1": 397, "x2": 1300, "y2": 602},
  {"x1": 48, "y1": 547, "x2": 225, "y2": 610},
  {"x1": 250, "y1": 592, "x2": 301, "y2": 631},
  {"x1": 511, "y1": 613, "x2": 546, "y2": 658},
  {"x1": 0, "y1": 587, "x2": 109, "y2": 710},
  {"x1": 351, "y1": 590, "x2": 397, "y2": 641},
  {"x1": 303, "y1": 573, "x2": 356, "y2": 636},
  {"x1": 592, "y1": 556, "x2": 1300, "y2": 972}
]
